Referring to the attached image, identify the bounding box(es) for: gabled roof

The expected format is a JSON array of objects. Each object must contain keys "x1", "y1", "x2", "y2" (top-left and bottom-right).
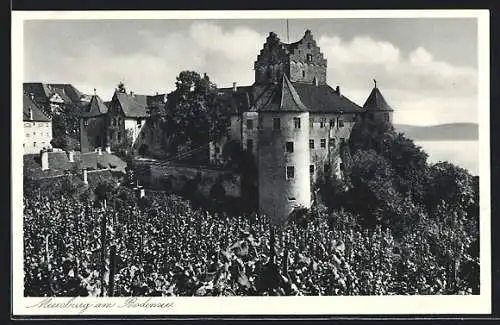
[
  {"x1": 291, "y1": 82, "x2": 363, "y2": 113},
  {"x1": 23, "y1": 92, "x2": 51, "y2": 122},
  {"x1": 47, "y1": 84, "x2": 85, "y2": 104},
  {"x1": 80, "y1": 95, "x2": 109, "y2": 117},
  {"x1": 218, "y1": 86, "x2": 253, "y2": 115},
  {"x1": 363, "y1": 86, "x2": 393, "y2": 112},
  {"x1": 251, "y1": 75, "x2": 308, "y2": 113},
  {"x1": 23, "y1": 82, "x2": 52, "y2": 106},
  {"x1": 114, "y1": 91, "x2": 149, "y2": 118}
]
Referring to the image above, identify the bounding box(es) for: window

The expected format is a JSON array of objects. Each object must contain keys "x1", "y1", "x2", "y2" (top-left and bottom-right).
[
  {"x1": 246, "y1": 119, "x2": 254, "y2": 130},
  {"x1": 247, "y1": 139, "x2": 253, "y2": 152},
  {"x1": 302, "y1": 70, "x2": 305, "y2": 78},
  {"x1": 324, "y1": 164, "x2": 331, "y2": 174},
  {"x1": 320, "y1": 138, "x2": 326, "y2": 148},
  {"x1": 306, "y1": 54, "x2": 313, "y2": 62},
  {"x1": 286, "y1": 141, "x2": 294, "y2": 153},
  {"x1": 33, "y1": 132, "x2": 36, "y2": 136},
  {"x1": 293, "y1": 117, "x2": 301, "y2": 129},
  {"x1": 117, "y1": 132, "x2": 122, "y2": 141},
  {"x1": 23, "y1": 143, "x2": 25, "y2": 148},
  {"x1": 26, "y1": 133, "x2": 30, "y2": 138},
  {"x1": 309, "y1": 164, "x2": 315, "y2": 175},
  {"x1": 385, "y1": 113, "x2": 390, "y2": 122},
  {"x1": 307, "y1": 43, "x2": 312, "y2": 49},
  {"x1": 33, "y1": 142, "x2": 36, "y2": 147},
  {"x1": 329, "y1": 138, "x2": 335, "y2": 147},
  {"x1": 273, "y1": 118, "x2": 281, "y2": 130},
  {"x1": 84, "y1": 119, "x2": 89, "y2": 126},
  {"x1": 309, "y1": 139, "x2": 315, "y2": 149},
  {"x1": 338, "y1": 119, "x2": 344, "y2": 127},
  {"x1": 286, "y1": 166, "x2": 295, "y2": 179},
  {"x1": 329, "y1": 119, "x2": 335, "y2": 128},
  {"x1": 32, "y1": 122, "x2": 35, "y2": 126},
  {"x1": 24, "y1": 123, "x2": 31, "y2": 127},
  {"x1": 309, "y1": 118, "x2": 314, "y2": 128},
  {"x1": 320, "y1": 118, "x2": 326, "y2": 128}
]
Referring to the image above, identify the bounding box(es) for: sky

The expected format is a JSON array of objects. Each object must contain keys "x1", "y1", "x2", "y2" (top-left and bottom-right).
[{"x1": 23, "y1": 18, "x2": 479, "y2": 126}]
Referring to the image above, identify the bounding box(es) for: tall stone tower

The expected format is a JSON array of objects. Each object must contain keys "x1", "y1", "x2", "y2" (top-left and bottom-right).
[
  {"x1": 254, "y1": 74, "x2": 311, "y2": 225},
  {"x1": 363, "y1": 80, "x2": 394, "y2": 124},
  {"x1": 254, "y1": 30, "x2": 328, "y2": 86}
]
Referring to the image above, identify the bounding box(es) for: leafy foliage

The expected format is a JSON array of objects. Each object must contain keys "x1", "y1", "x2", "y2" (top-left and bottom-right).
[{"x1": 160, "y1": 71, "x2": 231, "y2": 153}]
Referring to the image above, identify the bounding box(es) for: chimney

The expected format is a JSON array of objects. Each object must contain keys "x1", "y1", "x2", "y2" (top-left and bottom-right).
[
  {"x1": 67, "y1": 150, "x2": 74, "y2": 162},
  {"x1": 336, "y1": 86, "x2": 340, "y2": 95},
  {"x1": 130, "y1": 91, "x2": 134, "y2": 96},
  {"x1": 29, "y1": 107, "x2": 33, "y2": 120},
  {"x1": 40, "y1": 150, "x2": 49, "y2": 171},
  {"x1": 156, "y1": 92, "x2": 159, "y2": 96},
  {"x1": 105, "y1": 145, "x2": 111, "y2": 154},
  {"x1": 93, "y1": 88, "x2": 96, "y2": 96},
  {"x1": 83, "y1": 168, "x2": 88, "y2": 184},
  {"x1": 30, "y1": 93, "x2": 34, "y2": 100},
  {"x1": 97, "y1": 147, "x2": 102, "y2": 155},
  {"x1": 233, "y1": 82, "x2": 237, "y2": 92}
]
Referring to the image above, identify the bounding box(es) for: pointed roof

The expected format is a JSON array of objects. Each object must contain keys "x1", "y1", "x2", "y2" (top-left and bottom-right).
[
  {"x1": 80, "y1": 95, "x2": 109, "y2": 117},
  {"x1": 23, "y1": 92, "x2": 51, "y2": 122},
  {"x1": 251, "y1": 75, "x2": 308, "y2": 113},
  {"x1": 114, "y1": 91, "x2": 149, "y2": 118},
  {"x1": 363, "y1": 86, "x2": 393, "y2": 112}
]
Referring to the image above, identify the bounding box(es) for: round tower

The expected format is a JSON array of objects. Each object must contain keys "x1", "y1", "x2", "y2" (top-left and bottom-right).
[{"x1": 256, "y1": 75, "x2": 311, "y2": 225}]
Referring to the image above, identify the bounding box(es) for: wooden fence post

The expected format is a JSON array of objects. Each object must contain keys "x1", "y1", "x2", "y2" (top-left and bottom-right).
[{"x1": 108, "y1": 245, "x2": 117, "y2": 297}]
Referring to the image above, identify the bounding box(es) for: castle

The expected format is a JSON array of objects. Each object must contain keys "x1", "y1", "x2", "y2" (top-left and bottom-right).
[
  {"x1": 212, "y1": 30, "x2": 394, "y2": 224},
  {"x1": 22, "y1": 29, "x2": 395, "y2": 225}
]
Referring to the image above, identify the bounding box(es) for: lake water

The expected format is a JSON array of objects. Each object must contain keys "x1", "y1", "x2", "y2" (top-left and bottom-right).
[{"x1": 415, "y1": 140, "x2": 479, "y2": 176}]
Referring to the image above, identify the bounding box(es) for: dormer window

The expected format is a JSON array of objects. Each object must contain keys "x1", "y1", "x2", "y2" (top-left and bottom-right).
[{"x1": 306, "y1": 54, "x2": 313, "y2": 62}]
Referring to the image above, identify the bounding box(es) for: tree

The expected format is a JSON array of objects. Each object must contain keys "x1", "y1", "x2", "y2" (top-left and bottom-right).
[
  {"x1": 94, "y1": 179, "x2": 117, "y2": 207},
  {"x1": 424, "y1": 161, "x2": 476, "y2": 213},
  {"x1": 163, "y1": 71, "x2": 231, "y2": 152}
]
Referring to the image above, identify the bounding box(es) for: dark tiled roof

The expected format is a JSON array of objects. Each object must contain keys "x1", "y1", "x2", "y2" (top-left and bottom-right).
[
  {"x1": 47, "y1": 84, "x2": 85, "y2": 104},
  {"x1": 251, "y1": 75, "x2": 308, "y2": 113},
  {"x1": 48, "y1": 151, "x2": 72, "y2": 170},
  {"x1": 80, "y1": 95, "x2": 109, "y2": 117},
  {"x1": 218, "y1": 86, "x2": 253, "y2": 115},
  {"x1": 115, "y1": 91, "x2": 149, "y2": 118},
  {"x1": 23, "y1": 93, "x2": 51, "y2": 122},
  {"x1": 291, "y1": 82, "x2": 363, "y2": 113},
  {"x1": 23, "y1": 82, "x2": 51, "y2": 107},
  {"x1": 75, "y1": 152, "x2": 98, "y2": 169},
  {"x1": 363, "y1": 87, "x2": 393, "y2": 112}
]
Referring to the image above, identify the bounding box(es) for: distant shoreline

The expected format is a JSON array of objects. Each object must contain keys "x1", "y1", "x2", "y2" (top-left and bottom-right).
[{"x1": 395, "y1": 123, "x2": 478, "y2": 141}]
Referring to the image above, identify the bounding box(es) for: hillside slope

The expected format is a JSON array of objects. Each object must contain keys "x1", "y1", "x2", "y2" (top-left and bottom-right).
[{"x1": 394, "y1": 123, "x2": 478, "y2": 141}]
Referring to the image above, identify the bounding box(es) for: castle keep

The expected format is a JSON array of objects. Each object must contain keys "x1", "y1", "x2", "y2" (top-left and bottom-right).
[{"x1": 214, "y1": 30, "x2": 394, "y2": 224}]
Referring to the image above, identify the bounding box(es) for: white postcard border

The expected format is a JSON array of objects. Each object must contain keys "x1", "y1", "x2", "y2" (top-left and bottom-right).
[{"x1": 11, "y1": 9, "x2": 491, "y2": 316}]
